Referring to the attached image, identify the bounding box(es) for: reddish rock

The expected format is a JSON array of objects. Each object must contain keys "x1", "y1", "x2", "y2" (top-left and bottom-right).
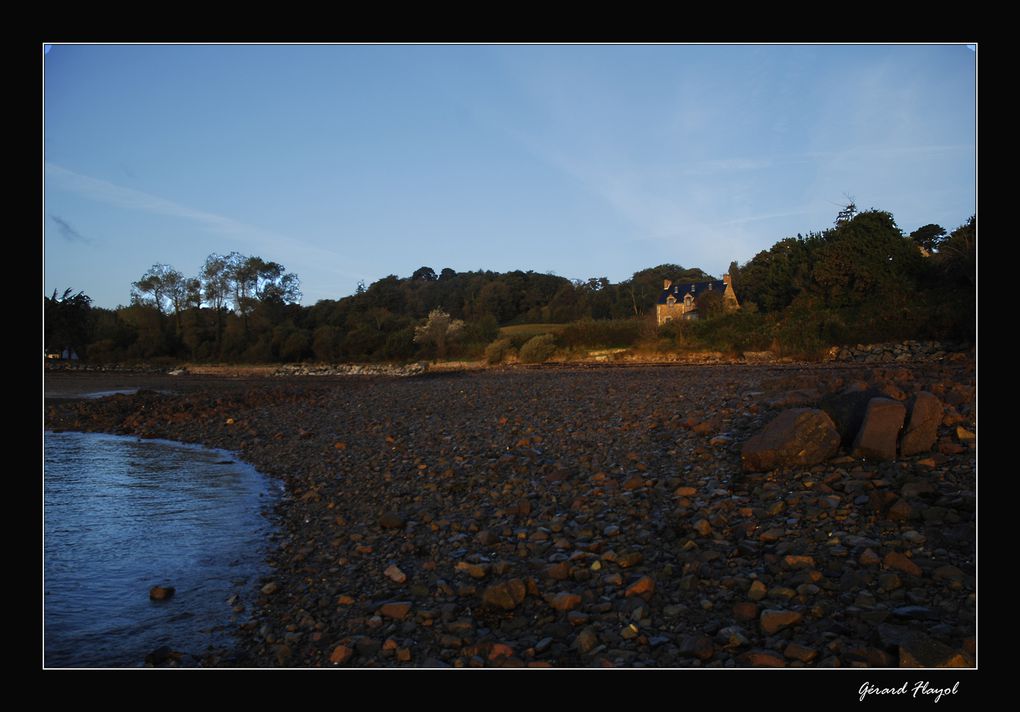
[
  {"x1": 545, "y1": 562, "x2": 571, "y2": 580},
  {"x1": 149, "y1": 585, "x2": 175, "y2": 601},
  {"x1": 760, "y1": 609, "x2": 803, "y2": 634},
  {"x1": 329, "y1": 645, "x2": 353, "y2": 664},
  {"x1": 748, "y1": 580, "x2": 767, "y2": 601},
  {"x1": 617, "y1": 551, "x2": 643, "y2": 568},
  {"x1": 384, "y1": 564, "x2": 407, "y2": 584},
  {"x1": 379, "y1": 601, "x2": 412, "y2": 619},
  {"x1": 455, "y1": 561, "x2": 489, "y2": 579},
  {"x1": 938, "y1": 439, "x2": 965, "y2": 455},
  {"x1": 548, "y1": 591, "x2": 582, "y2": 612},
  {"x1": 488, "y1": 642, "x2": 514, "y2": 661},
  {"x1": 900, "y1": 392, "x2": 942, "y2": 456},
  {"x1": 784, "y1": 642, "x2": 818, "y2": 662},
  {"x1": 852, "y1": 398, "x2": 906, "y2": 461},
  {"x1": 622, "y1": 474, "x2": 645, "y2": 491},
  {"x1": 782, "y1": 555, "x2": 815, "y2": 570},
  {"x1": 739, "y1": 650, "x2": 786, "y2": 667},
  {"x1": 624, "y1": 575, "x2": 655, "y2": 598},
  {"x1": 692, "y1": 414, "x2": 723, "y2": 435},
  {"x1": 733, "y1": 601, "x2": 759, "y2": 621},
  {"x1": 741, "y1": 409, "x2": 841, "y2": 473},
  {"x1": 883, "y1": 552, "x2": 923, "y2": 577},
  {"x1": 887, "y1": 498, "x2": 913, "y2": 521},
  {"x1": 482, "y1": 579, "x2": 527, "y2": 610}
]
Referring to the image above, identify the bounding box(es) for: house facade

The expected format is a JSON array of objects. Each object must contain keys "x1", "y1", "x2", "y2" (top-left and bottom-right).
[{"x1": 656, "y1": 274, "x2": 739, "y2": 326}]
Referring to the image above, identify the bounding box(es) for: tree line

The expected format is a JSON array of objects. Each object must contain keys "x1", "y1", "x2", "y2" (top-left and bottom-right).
[
  {"x1": 44, "y1": 208, "x2": 975, "y2": 364},
  {"x1": 724, "y1": 211, "x2": 975, "y2": 352}
]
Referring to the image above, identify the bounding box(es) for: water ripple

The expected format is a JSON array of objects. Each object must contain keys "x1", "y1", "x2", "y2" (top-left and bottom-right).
[{"x1": 44, "y1": 432, "x2": 280, "y2": 667}]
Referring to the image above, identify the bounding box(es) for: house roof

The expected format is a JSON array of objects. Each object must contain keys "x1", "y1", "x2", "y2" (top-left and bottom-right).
[{"x1": 657, "y1": 280, "x2": 727, "y2": 305}]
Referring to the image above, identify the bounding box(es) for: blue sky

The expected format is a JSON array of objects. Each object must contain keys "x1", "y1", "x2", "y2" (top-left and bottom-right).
[{"x1": 44, "y1": 44, "x2": 976, "y2": 309}]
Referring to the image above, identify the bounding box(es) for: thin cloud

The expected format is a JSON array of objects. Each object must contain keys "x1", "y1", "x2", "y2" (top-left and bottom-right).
[
  {"x1": 48, "y1": 213, "x2": 91, "y2": 243},
  {"x1": 46, "y1": 162, "x2": 252, "y2": 237},
  {"x1": 45, "y1": 162, "x2": 362, "y2": 285}
]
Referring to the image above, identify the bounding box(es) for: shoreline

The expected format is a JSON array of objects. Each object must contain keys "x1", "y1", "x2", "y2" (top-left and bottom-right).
[{"x1": 44, "y1": 361, "x2": 976, "y2": 668}]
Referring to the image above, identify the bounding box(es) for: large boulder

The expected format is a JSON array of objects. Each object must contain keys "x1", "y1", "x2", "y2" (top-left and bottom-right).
[
  {"x1": 741, "y1": 408, "x2": 841, "y2": 473},
  {"x1": 900, "y1": 391, "x2": 943, "y2": 457},
  {"x1": 851, "y1": 398, "x2": 906, "y2": 460},
  {"x1": 819, "y1": 387, "x2": 886, "y2": 447}
]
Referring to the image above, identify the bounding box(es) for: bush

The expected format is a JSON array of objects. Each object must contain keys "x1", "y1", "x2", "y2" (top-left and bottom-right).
[
  {"x1": 557, "y1": 318, "x2": 647, "y2": 349},
  {"x1": 484, "y1": 337, "x2": 514, "y2": 364},
  {"x1": 688, "y1": 308, "x2": 774, "y2": 353},
  {"x1": 519, "y1": 334, "x2": 556, "y2": 363}
]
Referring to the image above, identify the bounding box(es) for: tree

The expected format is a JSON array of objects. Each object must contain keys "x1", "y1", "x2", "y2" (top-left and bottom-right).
[
  {"x1": 226, "y1": 254, "x2": 302, "y2": 333},
  {"x1": 933, "y1": 216, "x2": 975, "y2": 287},
  {"x1": 413, "y1": 308, "x2": 464, "y2": 360},
  {"x1": 412, "y1": 266, "x2": 438, "y2": 282},
  {"x1": 132, "y1": 263, "x2": 187, "y2": 333},
  {"x1": 45, "y1": 288, "x2": 93, "y2": 358},
  {"x1": 909, "y1": 224, "x2": 948, "y2": 255},
  {"x1": 201, "y1": 253, "x2": 232, "y2": 352}
]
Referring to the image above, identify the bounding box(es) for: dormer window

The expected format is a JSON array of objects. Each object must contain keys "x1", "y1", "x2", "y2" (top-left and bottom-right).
[{"x1": 666, "y1": 295, "x2": 676, "y2": 306}]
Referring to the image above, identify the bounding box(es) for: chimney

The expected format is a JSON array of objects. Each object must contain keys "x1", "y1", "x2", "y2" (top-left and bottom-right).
[
  {"x1": 723, "y1": 273, "x2": 732, "y2": 286},
  {"x1": 663, "y1": 278, "x2": 672, "y2": 290}
]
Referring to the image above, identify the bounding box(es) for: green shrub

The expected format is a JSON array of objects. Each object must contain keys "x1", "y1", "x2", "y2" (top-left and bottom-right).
[
  {"x1": 484, "y1": 337, "x2": 514, "y2": 364},
  {"x1": 557, "y1": 318, "x2": 647, "y2": 349},
  {"x1": 519, "y1": 334, "x2": 556, "y2": 363}
]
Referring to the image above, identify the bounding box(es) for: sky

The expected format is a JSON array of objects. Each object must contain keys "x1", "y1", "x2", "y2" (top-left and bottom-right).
[{"x1": 44, "y1": 44, "x2": 976, "y2": 309}]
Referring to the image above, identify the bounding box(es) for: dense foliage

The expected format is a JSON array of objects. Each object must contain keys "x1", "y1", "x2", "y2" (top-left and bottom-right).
[{"x1": 45, "y1": 209, "x2": 975, "y2": 364}]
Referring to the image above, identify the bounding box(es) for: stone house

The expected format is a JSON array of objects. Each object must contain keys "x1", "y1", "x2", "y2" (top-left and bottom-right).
[{"x1": 656, "y1": 275, "x2": 739, "y2": 326}]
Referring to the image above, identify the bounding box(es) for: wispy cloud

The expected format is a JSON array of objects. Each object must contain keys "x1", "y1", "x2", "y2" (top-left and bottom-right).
[
  {"x1": 46, "y1": 162, "x2": 254, "y2": 238},
  {"x1": 45, "y1": 162, "x2": 364, "y2": 284},
  {"x1": 48, "y1": 213, "x2": 91, "y2": 243}
]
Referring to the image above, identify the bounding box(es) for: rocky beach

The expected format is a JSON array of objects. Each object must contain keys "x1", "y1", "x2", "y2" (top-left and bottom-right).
[{"x1": 44, "y1": 357, "x2": 976, "y2": 668}]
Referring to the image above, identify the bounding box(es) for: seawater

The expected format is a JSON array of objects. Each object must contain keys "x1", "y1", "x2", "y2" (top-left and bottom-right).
[{"x1": 44, "y1": 431, "x2": 280, "y2": 667}]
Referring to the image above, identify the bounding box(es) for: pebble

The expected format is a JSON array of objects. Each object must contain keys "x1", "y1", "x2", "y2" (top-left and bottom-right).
[
  {"x1": 149, "y1": 585, "x2": 175, "y2": 601},
  {"x1": 548, "y1": 591, "x2": 582, "y2": 612},
  {"x1": 883, "y1": 552, "x2": 923, "y2": 577},
  {"x1": 379, "y1": 601, "x2": 412, "y2": 620},
  {"x1": 329, "y1": 645, "x2": 353, "y2": 664},
  {"x1": 384, "y1": 565, "x2": 408, "y2": 584},
  {"x1": 760, "y1": 609, "x2": 803, "y2": 634},
  {"x1": 624, "y1": 576, "x2": 655, "y2": 598}
]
